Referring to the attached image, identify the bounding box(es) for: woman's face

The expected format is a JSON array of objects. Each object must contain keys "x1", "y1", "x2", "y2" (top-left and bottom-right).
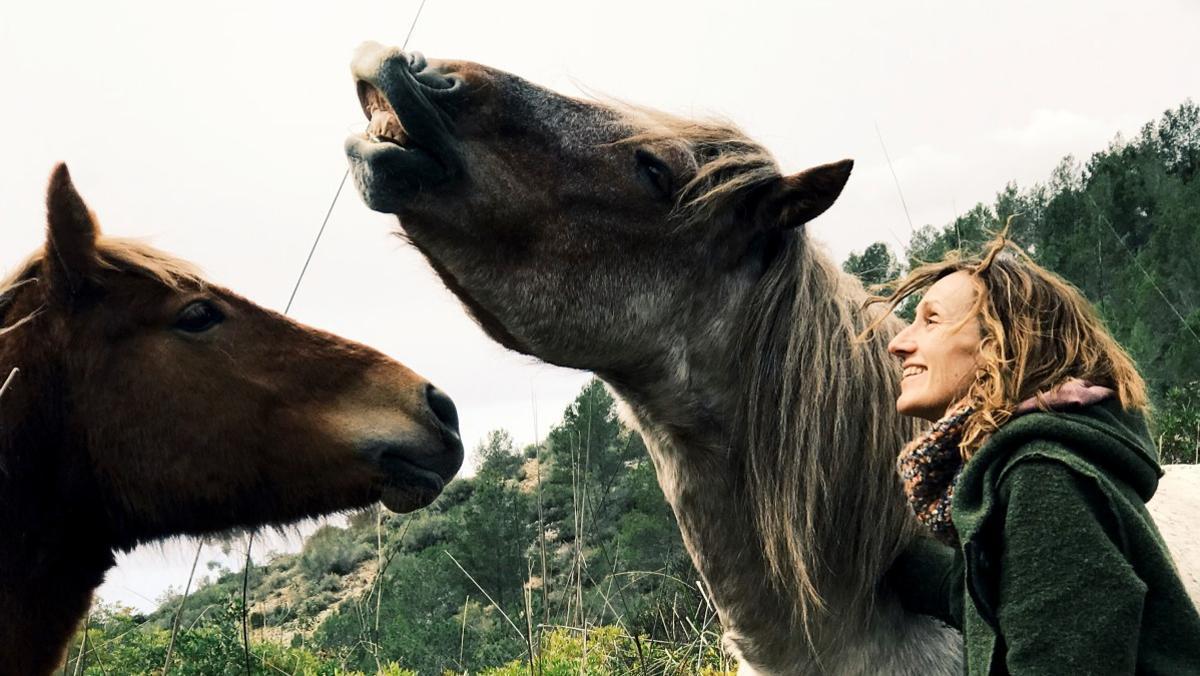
[{"x1": 887, "y1": 270, "x2": 984, "y2": 421}]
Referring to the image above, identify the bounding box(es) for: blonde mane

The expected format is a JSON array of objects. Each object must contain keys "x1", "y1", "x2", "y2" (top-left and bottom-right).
[
  {"x1": 0, "y1": 237, "x2": 204, "y2": 338},
  {"x1": 2, "y1": 237, "x2": 203, "y2": 299},
  {"x1": 619, "y1": 108, "x2": 916, "y2": 648},
  {"x1": 94, "y1": 237, "x2": 205, "y2": 289},
  {"x1": 735, "y1": 219, "x2": 920, "y2": 648},
  {"x1": 617, "y1": 106, "x2": 923, "y2": 649}
]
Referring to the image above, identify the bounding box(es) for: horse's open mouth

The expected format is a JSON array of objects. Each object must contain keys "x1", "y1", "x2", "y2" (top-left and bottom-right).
[
  {"x1": 358, "y1": 81, "x2": 413, "y2": 149},
  {"x1": 350, "y1": 79, "x2": 439, "y2": 163},
  {"x1": 345, "y1": 43, "x2": 462, "y2": 211}
]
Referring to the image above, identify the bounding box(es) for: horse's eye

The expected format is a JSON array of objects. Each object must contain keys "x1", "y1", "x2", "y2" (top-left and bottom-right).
[
  {"x1": 174, "y1": 300, "x2": 224, "y2": 334},
  {"x1": 636, "y1": 149, "x2": 674, "y2": 200}
]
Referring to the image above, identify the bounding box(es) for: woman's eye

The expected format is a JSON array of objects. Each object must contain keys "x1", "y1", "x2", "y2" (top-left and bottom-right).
[
  {"x1": 174, "y1": 300, "x2": 225, "y2": 334},
  {"x1": 636, "y1": 149, "x2": 674, "y2": 199}
]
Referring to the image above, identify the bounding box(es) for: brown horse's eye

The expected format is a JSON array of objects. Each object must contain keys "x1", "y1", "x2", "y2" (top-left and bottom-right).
[
  {"x1": 636, "y1": 149, "x2": 674, "y2": 200},
  {"x1": 174, "y1": 300, "x2": 225, "y2": 334}
]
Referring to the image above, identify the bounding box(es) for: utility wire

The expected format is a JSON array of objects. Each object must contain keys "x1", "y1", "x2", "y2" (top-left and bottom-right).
[
  {"x1": 238, "y1": 2, "x2": 434, "y2": 671},
  {"x1": 875, "y1": 121, "x2": 915, "y2": 234},
  {"x1": 870, "y1": 121, "x2": 913, "y2": 256},
  {"x1": 1089, "y1": 196, "x2": 1200, "y2": 348},
  {"x1": 282, "y1": 0, "x2": 429, "y2": 316},
  {"x1": 284, "y1": 171, "x2": 351, "y2": 315}
]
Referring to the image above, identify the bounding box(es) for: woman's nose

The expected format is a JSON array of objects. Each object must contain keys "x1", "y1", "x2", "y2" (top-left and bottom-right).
[{"x1": 888, "y1": 324, "x2": 916, "y2": 357}]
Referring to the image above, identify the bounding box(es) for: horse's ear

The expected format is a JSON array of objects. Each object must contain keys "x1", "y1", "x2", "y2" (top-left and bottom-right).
[
  {"x1": 45, "y1": 163, "x2": 100, "y2": 297},
  {"x1": 764, "y1": 159, "x2": 854, "y2": 230}
]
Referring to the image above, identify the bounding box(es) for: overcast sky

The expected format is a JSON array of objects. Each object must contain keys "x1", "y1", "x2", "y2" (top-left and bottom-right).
[{"x1": 2, "y1": 0, "x2": 1197, "y2": 612}]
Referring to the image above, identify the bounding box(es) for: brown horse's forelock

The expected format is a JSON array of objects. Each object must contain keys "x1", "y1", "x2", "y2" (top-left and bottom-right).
[
  {"x1": 734, "y1": 232, "x2": 921, "y2": 650},
  {"x1": 0, "y1": 237, "x2": 204, "y2": 315},
  {"x1": 91, "y1": 237, "x2": 205, "y2": 289}
]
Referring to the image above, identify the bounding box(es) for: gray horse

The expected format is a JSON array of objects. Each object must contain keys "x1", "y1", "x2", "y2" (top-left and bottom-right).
[{"x1": 343, "y1": 42, "x2": 1199, "y2": 675}]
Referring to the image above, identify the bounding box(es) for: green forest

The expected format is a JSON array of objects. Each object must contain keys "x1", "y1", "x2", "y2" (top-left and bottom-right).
[
  {"x1": 844, "y1": 100, "x2": 1200, "y2": 463},
  {"x1": 63, "y1": 101, "x2": 1199, "y2": 674}
]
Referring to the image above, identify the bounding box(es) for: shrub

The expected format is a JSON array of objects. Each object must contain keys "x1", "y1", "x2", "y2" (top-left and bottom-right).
[
  {"x1": 481, "y1": 625, "x2": 732, "y2": 676},
  {"x1": 300, "y1": 525, "x2": 371, "y2": 579}
]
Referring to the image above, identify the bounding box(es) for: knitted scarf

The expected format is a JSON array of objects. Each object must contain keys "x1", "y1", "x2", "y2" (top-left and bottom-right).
[
  {"x1": 896, "y1": 379, "x2": 1116, "y2": 546},
  {"x1": 896, "y1": 400, "x2": 974, "y2": 546}
]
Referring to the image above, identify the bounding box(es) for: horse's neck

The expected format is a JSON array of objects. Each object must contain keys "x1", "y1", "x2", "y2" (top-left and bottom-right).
[
  {"x1": 602, "y1": 244, "x2": 939, "y2": 672},
  {"x1": 0, "y1": 375, "x2": 113, "y2": 674},
  {"x1": 0, "y1": 530, "x2": 110, "y2": 675},
  {"x1": 615, "y1": 378, "x2": 896, "y2": 674},
  {"x1": 609, "y1": 354, "x2": 959, "y2": 674},
  {"x1": 600, "y1": 378, "x2": 776, "y2": 641}
]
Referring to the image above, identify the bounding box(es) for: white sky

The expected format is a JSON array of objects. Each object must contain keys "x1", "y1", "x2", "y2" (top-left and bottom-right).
[{"x1": 2, "y1": 0, "x2": 1197, "y2": 612}]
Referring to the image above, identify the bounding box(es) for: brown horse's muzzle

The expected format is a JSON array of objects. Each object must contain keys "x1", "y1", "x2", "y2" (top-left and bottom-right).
[
  {"x1": 373, "y1": 382, "x2": 462, "y2": 513},
  {"x1": 324, "y1": 364, "x2": 464, "y2": 513}
]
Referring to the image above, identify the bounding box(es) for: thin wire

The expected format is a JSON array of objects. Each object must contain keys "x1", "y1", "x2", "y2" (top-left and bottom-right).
[
  {"x1": 163, "y1": 540, "x2": 204, "y2": 674},
  {"x1": 0, "y1": 368, "x2": 17, "y2": 400},
  {"x1": 403, "y1": 0, "x2": 429, "y2": 49},
  {"x1": 874, "y1": 121, "x2": 915, "y2": 236},
  {"x1": 283, "y1": 171, "x2": 350, "y2": 315},
  {"x1": 1089, "y1": 196, "x2": 1200, "y2": 348},
  {"x1": 241, "y1": 534, "x2": 253, "y2": 675},
  {"x1": 862, "y1": 123, "x2": 910, "y2": 258},
  {"x1": 239, "y1": 2, "x2": 434, "y2": 670},
  {"x1": 282, "y1": 0, "x2": 429, "y2": 317}
]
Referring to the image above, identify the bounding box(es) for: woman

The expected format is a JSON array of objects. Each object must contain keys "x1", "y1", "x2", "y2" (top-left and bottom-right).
[{"x1": 866, "y1": 234, "x2": 1200, "y2": 674}]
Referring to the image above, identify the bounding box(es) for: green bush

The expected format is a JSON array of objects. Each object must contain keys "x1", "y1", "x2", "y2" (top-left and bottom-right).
[
  {"x1": 65, "y1": 599, "x2": 352, "y2": 675},
  {"x1": 301, "y1": 525, "x2": 372, "y2": 579},
  {"x1": 481, "y1": 625, "x2": 732, "y2": 676},
  {"x1": 1157, "y1": 381, "x2": 1200, "y2": 464}
]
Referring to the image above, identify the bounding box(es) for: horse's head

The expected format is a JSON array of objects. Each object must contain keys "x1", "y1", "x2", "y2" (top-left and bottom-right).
[
  {"x1": 345, "y1": 42, "x2": 853, "y2": 376},
  {"x1": 1, "y1": 165, "x2": 463, "y2": 547}
]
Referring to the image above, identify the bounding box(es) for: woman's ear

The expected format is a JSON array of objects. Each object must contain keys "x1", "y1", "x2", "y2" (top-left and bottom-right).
[
  {"x1": 44, "y1": 163, "x2": 99, "y2": 299},
  {"x1": 761, "y1": 159, "x2": 854, "y2": 230}
]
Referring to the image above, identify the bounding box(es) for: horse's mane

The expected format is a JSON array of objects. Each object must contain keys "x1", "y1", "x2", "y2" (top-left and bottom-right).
[
  {"x1": 736, "y1": 235, "x2": 920, "y2": 648},
  {"x1": 617, "y1": 106, "x2": 923, "y2": 650},
  {"x1": 0, "y1": 237, "x2": 204, "y2": 325},
  {"x1": 625, "y1": 106, "x2": 921, "y2": 643}
]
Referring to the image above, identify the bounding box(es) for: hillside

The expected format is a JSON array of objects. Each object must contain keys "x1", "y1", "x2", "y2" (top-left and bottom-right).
[
  {"x1": 64, "y1": 100, "x2": 1200, "y2": 674},
  {"x1": 74, "y1": 381, "x2": 725, "y2": 674}
]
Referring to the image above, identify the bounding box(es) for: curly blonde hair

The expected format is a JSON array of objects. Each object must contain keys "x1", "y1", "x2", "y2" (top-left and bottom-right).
[{"x1": 863, "y1": 231, "x2": 1148, "y2": 459}]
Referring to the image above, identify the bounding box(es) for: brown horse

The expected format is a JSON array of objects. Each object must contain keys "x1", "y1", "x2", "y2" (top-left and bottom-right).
[
  {"x1": 0, "y1": 165, "x2": 463, "y2": 675},
  {"x1": 343, "y1": 43, "x2": 1199, "y2": 674}
]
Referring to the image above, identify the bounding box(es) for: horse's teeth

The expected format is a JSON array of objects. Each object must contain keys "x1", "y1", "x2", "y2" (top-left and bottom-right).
[{"x1": 368, "y1": 109, "x2": 406, "y2": 144}]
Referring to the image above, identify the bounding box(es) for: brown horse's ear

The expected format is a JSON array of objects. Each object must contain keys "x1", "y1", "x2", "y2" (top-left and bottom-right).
[
  {"x1": 45, "y1": 163, "x2": 100, "y2": 297},
  {"x1": 765, "y1": 159, "x2": 854, "y2": 230}
]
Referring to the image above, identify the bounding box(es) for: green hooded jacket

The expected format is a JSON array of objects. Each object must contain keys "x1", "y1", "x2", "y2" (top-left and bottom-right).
[{"x1": 887, "y1": 400, "x2": 1200, "y2": 674}]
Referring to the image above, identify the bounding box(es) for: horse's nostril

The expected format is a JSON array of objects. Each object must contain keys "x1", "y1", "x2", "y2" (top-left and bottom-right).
[{"x1": 425, "y1": 384, "x2": 459, "y2": 433}]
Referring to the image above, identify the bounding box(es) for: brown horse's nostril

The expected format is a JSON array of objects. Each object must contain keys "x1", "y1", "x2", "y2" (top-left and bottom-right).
[{"x1": 425, "y1": 384, "x2": 459, "y2": 433}]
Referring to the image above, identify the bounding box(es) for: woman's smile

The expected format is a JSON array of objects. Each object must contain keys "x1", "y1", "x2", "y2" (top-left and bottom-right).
[{"x1": 888, "y1": 270, "x2": 983, "y2": 421}]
